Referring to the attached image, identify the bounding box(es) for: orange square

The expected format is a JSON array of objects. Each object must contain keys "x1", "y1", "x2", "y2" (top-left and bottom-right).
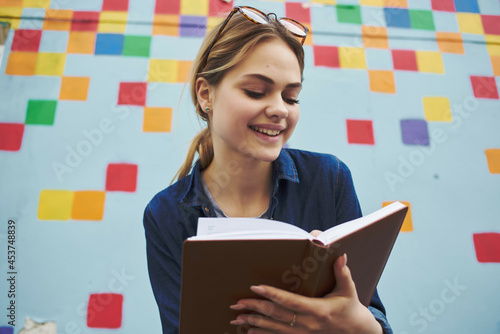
[
  {"x1": 362, "y1": 26, "x2": 389, "y2": 49},
  {"x1": 59, "y1": 76, "x2": 90, "y2": 100},
  {"x1": 383, "y1": 201, "x2": 413, "y2": 232},
  {"x1": 485, "y1": 149, "x2": 500, "y2": 174},
  {"x1": 143, "y1": 107, "x2": 172, "y2": 132},
  {"x1": 43, "y1": 9, "x2": 73, "y2": 31},
  {"x1": 368, "y1": 70, "x2": 396, "y2": 94},
  {"x1": 303, "y1": 23, "x2": 312, "y2": 46},
  {"x1": 384, "y1": 0, "x2": 408, "y2": 7},
  {"x1": 67, "y1": 31, "x2": 95, "y2": 54},
  {"x1": 153, "y1": 14, "x2": 179, "y2": 36},
  {"x1": 436, "y1": 32, "x2": 464, "y2": 54},
  {"x1": 0, "y1": 0, "x2": 22, "y2": 6},
  {"x1": 6, "y1": 52, "x2": 37, "y2": 76},
  {"x1": 177, "y1": 60, "x2": 193, "y2": 83},
  {"x1": 491, "y1": 56, "x2": 500, "y2": 76},
  {"x1": 71, "y1": 190, "x2": 106, "y2": 220}
]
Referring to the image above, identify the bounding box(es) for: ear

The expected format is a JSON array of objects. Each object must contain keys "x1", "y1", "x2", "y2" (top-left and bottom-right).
[{"x1": 195, "y1": 77, "x2": 213, "y2": 114}]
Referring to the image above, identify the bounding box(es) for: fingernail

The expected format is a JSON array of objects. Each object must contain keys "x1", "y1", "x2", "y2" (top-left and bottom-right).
[
  {"x1": 250, "y1": 285, "x2": 266, "y2": 294},
  {"x1": 230, "y1": 319, "x2": 245, "y2": 325},
  {"x1": 230, "y1": 304, "x2": 245, "y2": 310}
]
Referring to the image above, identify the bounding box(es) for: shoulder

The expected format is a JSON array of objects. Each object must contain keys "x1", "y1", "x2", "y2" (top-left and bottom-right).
[{"x1": 282, "y1": 148, "x2": 352, "y2": 177}]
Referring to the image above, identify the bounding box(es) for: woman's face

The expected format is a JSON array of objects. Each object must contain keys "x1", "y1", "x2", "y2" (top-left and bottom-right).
[{"x1": 207, "y1": 38, "x2": 302, "y2": 164}]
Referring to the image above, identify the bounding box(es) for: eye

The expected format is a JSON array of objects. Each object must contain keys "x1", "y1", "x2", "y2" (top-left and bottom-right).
[
  {"x1": 284, "y1": 98, "x2": 300, "y2": 105},
  {"x1": 244, "y1": 90, "x2": 265, "y2": 99}
]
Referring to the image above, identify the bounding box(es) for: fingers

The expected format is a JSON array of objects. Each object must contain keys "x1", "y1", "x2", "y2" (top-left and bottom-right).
[
  {"x1": 230, "y1": 298, "x2": 294, "y2": 323},
  {"x1": 247, "y1": 285, "x2": 315, "y2": 314},
  {"x1": 330, "y1": 254, "x2": 358, "y2": 299}
]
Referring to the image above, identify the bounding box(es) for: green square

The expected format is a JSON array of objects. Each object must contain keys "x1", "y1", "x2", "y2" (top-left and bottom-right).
[
  {"x1": 409, "y1": 10, "x2": 435, "y2": 30},
  {"x1": 336, "y1": 5, "x2": 362, "y2": 24},
  {"x1": 123, "y1": 35, "x2": 151, "y2": 57},
  {"x1": 25, "y1": 100, "x2": 57, "y2": 125}
]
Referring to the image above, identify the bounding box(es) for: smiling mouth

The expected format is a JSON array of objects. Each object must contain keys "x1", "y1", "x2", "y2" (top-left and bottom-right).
[{"x1": 250, "y1": 126, "x2": 283, "y2": 137}]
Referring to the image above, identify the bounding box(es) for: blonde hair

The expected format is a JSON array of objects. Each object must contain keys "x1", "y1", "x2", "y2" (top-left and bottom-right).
[{"x1": 173, "y1": 11, "x2": 305, "y2": 182}]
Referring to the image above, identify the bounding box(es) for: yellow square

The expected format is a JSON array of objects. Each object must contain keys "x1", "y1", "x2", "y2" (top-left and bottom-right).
[
  {"x1": 485, "y1": 149, "x2": 500, "y2": 174},
  {"x1": 485, "y1": 35, "x2": 500, "y2": 56},
  {"x1": 311, "y1": 0, "x2": 336, "y2": 4},
  {"x1": 153, "y1": 14, "x2": 179, "y2": 36},
  {"x1": 207, "y1": 16, "x2": 224, "y2": 30},
  {"x1": 491, "y1": 56, "x2": 500, "y2": 76},
  {"x1": 148, "y1": 59, "x2": 178, "y2": 83},
  {"x1": 416, "y1": 51, "x2": 444, "y2": 74},
  {"x1": 67, "y1": 31, "x2": 95, "y2": 54},
  {"x1": 98, "y1": 11, "x2": 128, "y2": 33},
  {"x1": 0, "y1": 7, "x2": 22, "y2": 29},
  {"x1": 59, "y1": 76, "x2": 90, "y2": 100},
  {"x1": 361, "y1": 0, "x2": 384, "y2": 6},
  {"x1": 38, "y1": 190, "x2": 74, "y2": 220},
  {"x1": 6, "y1": 52, "x2": 38, "y2": 76},
  {"x1": 422, "y1": 97, "x2": 452, "y2": 122},
  {"x1": 382, "y1": 201, "x2": 413, "y2": 232},
  {"x1": 339, "y1": 47, "x2": 367, "y2": 69},
  {"x1": 35, "y1": 53, "x2": 66, "y2": 76},
  {"x1": 362, "y1": 26, "x2": 389, "y2": 49},
  {"x1": 369, "y1": 70, "x2": 396, "y2": 94},
  {"x1": 44, "y1": 9, "x2": 73, "y2": 31},
  {"x1": 23, "y1": 0, "x2": 50, "y2": 7},
  {"x1": 456, "y1": 13, "x2": 484, "y2": 34},
  {"x1": 436, "y1": 32, "x2": 464, "y2": 54},
  {"x1": 384, "y1": 0, "x2": 408, "y2": 7},
  {"x1": 180, "y1": 0, "x2": 208, "y2": 16},
  {"x1": 143, "y1": 107, "x2": 173, "y2": 132},
  {"x1": 72, "y1": 190, "x2": 106, "y2": 220}
]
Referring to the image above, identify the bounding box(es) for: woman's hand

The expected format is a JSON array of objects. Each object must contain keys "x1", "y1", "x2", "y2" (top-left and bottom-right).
[{"x1": 229, "y1": 254, "x2": 383, "y2": 334}]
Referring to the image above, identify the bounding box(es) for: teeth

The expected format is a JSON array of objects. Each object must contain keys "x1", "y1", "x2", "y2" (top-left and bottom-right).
[{"x1": 251, "y1": 126, "x2": 281, "y2": 136}]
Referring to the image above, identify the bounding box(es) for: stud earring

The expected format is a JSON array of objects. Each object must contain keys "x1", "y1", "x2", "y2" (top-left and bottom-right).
[{"x1": 205, "y1": 107, "x2": 210, "y2": 112}]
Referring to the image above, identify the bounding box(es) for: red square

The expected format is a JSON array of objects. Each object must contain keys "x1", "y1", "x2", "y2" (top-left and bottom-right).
[
  {"x1": 346, "y1": 119, "x2": 375, "y2": 145},
  {"x1": 431, "y1": 0, "x2": 455, "y2": 11},
  {"x1": 313, "y1": 45, "x2": 339, "y2": 68},
  {"x1": 87, "y1": 293, "x2": 123, "y2": 328},
  {"x1": 286, "y1": 2, "x2": 311, "y2": 24},
  {"x1": 11, "y1": 29, "x2": 42, "y2": 52},
  {"x1": 106, "y1": 163, "x2": 138, "y2": 192},
  {"x1": 71, "y1": 11, "x2": 99, "y2": 31},
  {"x1": 392, "y1": 50, "x2": 418, "y2": 71},
  {"x1": 481, "y1": 15, "x2": 500, "y2": 35},
  {"x1": 209, "y1": 0, "x2": 233, "y2": 17},
  {"x1": 473, "y1": 233, "x2": 500, "y2": 263},
  {"x1": 118, "y1": 82, "x2": 147, "y2": 105},
  {"x1": 470, "y1": 76, "x2": 499, "y2": 99},
  {"x1": 155, "y1": 0, "x2": 180, "y2": 14},
  {"x1": 0, "y1": 123, "x2": 25, "y2": 151},
  {"x1": 102, "y1": 0, "x2": 129, "y2": 11}
]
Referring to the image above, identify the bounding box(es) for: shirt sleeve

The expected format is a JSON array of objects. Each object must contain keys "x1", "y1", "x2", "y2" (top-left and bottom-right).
[{"x1": 143, "y1": 203, "x2": 181, "y2": 334}]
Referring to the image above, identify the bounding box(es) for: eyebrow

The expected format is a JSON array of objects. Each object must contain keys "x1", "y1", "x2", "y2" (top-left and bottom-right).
[{"x1": 242, "y1": 73, "x2": 302, "y2": 89}]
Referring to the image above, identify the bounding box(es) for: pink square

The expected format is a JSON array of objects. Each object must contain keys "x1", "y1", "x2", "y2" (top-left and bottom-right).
[
  {"x1": 106, "y1": 163, "x2": 138, "y2": 192},
  {"x1": 481, "y1": 15, "x2": 500, "y2": 35},
  {"x1": 102, "y1": 0, "x2": 129, "y2": 11},
  {"x1": 346, "y1": 119, "x2": 375, "y2": 145},
  {"x1": 155, "y1": 0, "x2": 180, "y2": 14},
  {"x1": 87, "y1": 293, "x2": 123, "y2": 328},
  {"x1": 473, "y1": 233, "x2": 500, "y2": 263},
  {"x1": 286, "y1": 2, "x2": 311, "y2": 24},
  {"x1": 118, "y1": 82, "x2": 147, "y2": 105},
  {"x1": 209, "y1": 0, "x2": 233, "y2": 17},
  {"x1": 431, "y1": 0, "x2": 455, "y2": 11},
  {"x1": 11, "y1": 29, "x2": 42, "y2": 52},
  {"x1": 71, "y1": 12, "x2": 99, "y2": 31},
  {"x1": 314, "y1": 45, "x2": 339, "y2": 68},
  {"x1": 392, "y1": 49, "x2": 418, "y2": 71},
  {"x1": 470, "y1": 76, "x2": 499, "y2": 99},
  {"x1": 0, "y1": 123, "x2": 25, "y2": 151}
]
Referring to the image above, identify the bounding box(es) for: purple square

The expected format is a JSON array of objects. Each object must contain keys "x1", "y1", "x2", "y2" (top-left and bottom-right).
[
  {"x1": 401, "y1": 119, "x2": 429, "y2": 146},
  {"x1": 180, "y1": 16, "x2": 207, "y2": 37},
  {"x1": 0, "y1": 327, "x2": 14, "y2": 334}
]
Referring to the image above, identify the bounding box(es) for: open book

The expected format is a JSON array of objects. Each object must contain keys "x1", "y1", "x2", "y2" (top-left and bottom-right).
[{"x1": 180, "y1": 201, "x2": 408, "y2": 333}]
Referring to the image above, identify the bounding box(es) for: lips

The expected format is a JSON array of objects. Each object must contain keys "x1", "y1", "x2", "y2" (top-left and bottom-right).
[{"x1": 250, "y1": 125, "x2": 283, "y2": 137}]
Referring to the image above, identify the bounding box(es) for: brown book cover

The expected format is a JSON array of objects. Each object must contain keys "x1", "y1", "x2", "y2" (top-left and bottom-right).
[{"x1": 179, "y1": 202, "x2": 408, "y2": 333}]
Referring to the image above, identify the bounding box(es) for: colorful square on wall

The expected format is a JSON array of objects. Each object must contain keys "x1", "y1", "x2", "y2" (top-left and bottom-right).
[
  {"x1": 143, "y1": 107, "x2": 172, "y2": 132},
  {"x1": 400, "y1": 119, "x2": 429, "y2": 145},
  {"x1": 118, "y1": 82, "x2": 147, "y2": 105},
  {"x1": 106, "y1": 163, "x2": 138, "y2": 191},
  {"x1": 0, "y1": 123, "x2": 25, "y2": 151},
  {"x1": 179, "y1": 15, "x2": 207, "y2": 37},
  {"x1": 436, "y1": 32, "x2": 464, "y2": 54},
  {"x1": 339, "y1": 47, "x2": 366, "y2": 69},
  {"x1": 454, "y1": 0, "x2": 479, "y2": 13},
  {"x1": 38, "y1": 189, "x2": 74, "y2": 220},
  {"x1": 11, "y1": 29, "x2": 41, "y2": 51},
  {"x1": 337, "y1": 5, "x2": 362, "y2": 24},
  {"x1": 71, "y1": 11, "x2": 99, "y2": 31},
  {"x1": 473, "y1": 233, "x2": 500, "y2": 263},
  {"x1": 346, "y1": 119, "x2": 375, "y2": 145},
  {"x1": 431, "y1": 0, "x2": 455, "y2": 11},
  {"x1": 95, "y1": 33, "x2": 124, "y2": 55},
  {"x1": 67, "y1": 31, "x2": 96, "y2": 54},
  {"x1": 362, "y1": 26, "x2": 389, "y2": 49},
  {"x1": 416, "y1": 51, "x2": 444, "y2": 74},
  {"x1": 43, "y1": 9, "x2": 73, "y2": 31},
  {"x1": 470, "y1": 76, "x2": 499, "y2": 99},
  {"x1": 25, "y1": 100, "x2": 57, "y2": 125},
  {"x1": 313, "y1": 45, "x2": 339, "y2": 68},
  {"x1": 34, "y1": 52, "x2": 66, "y2": 76},
  {"x1": 392, "y1": 49, "x2": 418, "y2": 71},
  {"x1": 59, "y1": 77, "x2": 90, "y2": 101},
  {"x1": 422, "y1": 97, "x2": 452, "y2": 122},
  {"x1": 409, "y1": 9, "x2": 435, "y2": 30},
  {"x1": 383, "y1": 201, "x2": 413, "y2": 232},
  {"x1": 102, "y1": 0, "x2": 129, "y2": 11},
  {"x1": 6, "y1": 52, "x2": 38, "y2": 75},
  {"x1": 485, "y1": 149, "x2": 500, "y2": 174},
  {"x1": 384, "y1": 8, "x2": 411, "y2": 28},
  {"x1": 71, "y1": 190, "x2": 106, "y2": 220},
  {"x1": 368, "y1": 70, "x2": 396, "y2": 93},
  {"x1": 155, "y1": 0, "x2": 180, "y2": 14},
  {"x1": 87, "y1": 293, "x2": 123, "y2": 328},
  {"x1": 481, "y1": 15, "x2": 500, "y2": 35},
  {"x1": 123, "y1": 35, "x2": 151, "y2": 57}
]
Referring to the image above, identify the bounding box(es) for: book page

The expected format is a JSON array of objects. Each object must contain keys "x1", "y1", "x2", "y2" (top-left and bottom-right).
[
  {"x1": 317, "y1": 201, "x2": 407, "y2": 245},
  {"x1": 190, "y1": 217, "x2": 313, "y2": 240}
]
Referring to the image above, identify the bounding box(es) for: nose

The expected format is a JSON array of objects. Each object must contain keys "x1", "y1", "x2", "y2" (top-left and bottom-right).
[{"x1": 265, "y1": 95, "x2": 289, "y2": 120}]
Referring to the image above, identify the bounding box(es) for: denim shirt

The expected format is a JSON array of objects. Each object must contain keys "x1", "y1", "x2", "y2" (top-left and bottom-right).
[{"x1": 144, "y1": 148, "x2": 393, "y2": 333}]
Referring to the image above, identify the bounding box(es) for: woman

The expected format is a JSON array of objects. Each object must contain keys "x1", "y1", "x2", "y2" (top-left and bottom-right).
[{"x1": 144, "y1": 6, "x2": 392, "y2": 334}]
